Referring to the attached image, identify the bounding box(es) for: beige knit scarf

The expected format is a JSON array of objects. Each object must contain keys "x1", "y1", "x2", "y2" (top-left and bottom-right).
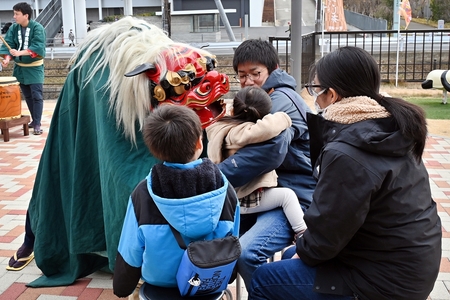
[{"x1": 322, "y1": 96, "x2": 391, "y2": 124}]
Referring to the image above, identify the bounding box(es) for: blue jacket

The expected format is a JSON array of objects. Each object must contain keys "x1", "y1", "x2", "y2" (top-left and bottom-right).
[
  {"x1": 113, "y1": 158, "x2": 240, "y2": 297},
  {"x1": 219, "y1": 69, "x2": 316, "y2": 208}
]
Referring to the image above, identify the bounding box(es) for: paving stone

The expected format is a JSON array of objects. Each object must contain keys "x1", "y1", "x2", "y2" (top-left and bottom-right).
[{"x1": 0, "y1": 99, "x2": 449, "y2": 299}]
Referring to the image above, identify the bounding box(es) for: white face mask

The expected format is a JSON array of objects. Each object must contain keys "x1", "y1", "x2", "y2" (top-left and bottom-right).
[
  {"x1": 307, "y1": 85, "x2": 328, "y2": 114},
  {"x1": 314, "y1": 99, "x2": 324, "y2": 114}
]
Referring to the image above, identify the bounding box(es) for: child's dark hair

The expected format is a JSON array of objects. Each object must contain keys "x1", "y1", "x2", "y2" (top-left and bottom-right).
[
  {"x1": 13, "y1": 2, "x2": 33, "y2": 20},
  {"x1": 143, "y1": 105, "x2": 202, "y2": 163},
  {"x1": 222, "y1": 86, "x2": 272, "y2": 125}
]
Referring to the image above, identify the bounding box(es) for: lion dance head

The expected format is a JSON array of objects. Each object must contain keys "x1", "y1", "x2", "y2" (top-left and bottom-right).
[
  {"x1": 125, "y1": 44, "x2": 229, "y2": 128},
  {"x1": 69, "y1": 16, "x2": 229, "y2": 144}
]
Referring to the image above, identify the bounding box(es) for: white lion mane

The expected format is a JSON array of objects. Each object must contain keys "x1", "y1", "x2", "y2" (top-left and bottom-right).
[{"x1": 67, "y1": 16, "x2": 215, "y2": 145}]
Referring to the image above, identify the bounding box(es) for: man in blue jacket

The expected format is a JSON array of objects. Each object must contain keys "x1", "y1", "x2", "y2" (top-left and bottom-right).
[{"x1": 218, "y1": 39, "x2": 316, "y2": 290}]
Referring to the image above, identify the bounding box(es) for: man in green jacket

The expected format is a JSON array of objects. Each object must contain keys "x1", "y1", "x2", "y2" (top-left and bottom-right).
[{"x1": 0, "y1": 2, "x2": 46, "y2": 135}]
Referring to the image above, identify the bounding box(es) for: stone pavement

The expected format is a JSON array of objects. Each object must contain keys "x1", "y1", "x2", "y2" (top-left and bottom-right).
[
  {"x1": 0, "y1": 100, "x2": 449, "y2": 299},
  {"x1": 0, "y1": 100, "x2": 244, "y2": 300}
]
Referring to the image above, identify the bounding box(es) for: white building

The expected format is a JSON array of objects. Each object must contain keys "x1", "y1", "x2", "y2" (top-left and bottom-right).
[{"x1": 0, "y1": 0, "x2": 265, "y2": 44}]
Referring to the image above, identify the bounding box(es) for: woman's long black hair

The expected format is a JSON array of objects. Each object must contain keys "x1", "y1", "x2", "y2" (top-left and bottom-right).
[{"x1": 310, "y1": 46, "x2": 427, "y2": 162}]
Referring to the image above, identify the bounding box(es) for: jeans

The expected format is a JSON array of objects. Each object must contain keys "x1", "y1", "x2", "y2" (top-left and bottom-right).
[
  {"x1": 249, "y1": 247, "x2": 354, "y2": 300},
  {"x1": 237, "y1": 208, "x2": 293, "y2": 290},
  {"x1": 20, "y1": 83, "x2": 43, "y2": 128}
]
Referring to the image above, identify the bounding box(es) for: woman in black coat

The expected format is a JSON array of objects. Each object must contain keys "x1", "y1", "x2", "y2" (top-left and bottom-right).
[{"x1": 249, "y1": 46, "x2": 442, "y2": 300}]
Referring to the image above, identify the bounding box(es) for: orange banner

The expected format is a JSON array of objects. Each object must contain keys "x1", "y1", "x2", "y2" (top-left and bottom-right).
[
  {"x1": 399, "y1": 0, "x2": 412, "y2": 29},
  {"x1": 324, "y1": 0, "x2": 347, "y2": 31}
]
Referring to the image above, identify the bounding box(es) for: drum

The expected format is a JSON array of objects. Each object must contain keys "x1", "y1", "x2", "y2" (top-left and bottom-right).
[{"x1": 0, "y1": 77, "x2": 21, "y2": 120}]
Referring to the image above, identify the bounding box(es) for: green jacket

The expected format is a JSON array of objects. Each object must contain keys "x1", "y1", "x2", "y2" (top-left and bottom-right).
[
  {"x1": 27, "y1": 48, "x2": 160, "y2": 287},
  {"x1": 0, "y1": 20, "x2": 46, "y2": 84}
]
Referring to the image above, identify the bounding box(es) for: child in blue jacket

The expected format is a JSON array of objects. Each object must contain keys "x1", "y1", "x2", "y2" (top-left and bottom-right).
[{"x1": 113, "y1": 105, "x2": 240, "y2": 297}]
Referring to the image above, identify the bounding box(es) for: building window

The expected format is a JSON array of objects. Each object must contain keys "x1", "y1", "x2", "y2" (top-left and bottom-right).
[{"x1": 192, "y1": 14, "x2": 219, "y2": 32}]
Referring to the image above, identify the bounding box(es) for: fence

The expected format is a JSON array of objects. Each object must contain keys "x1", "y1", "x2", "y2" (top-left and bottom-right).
[
  {"x1": 270, "y1": 28, "x2": 450, "y2": 85},
  {"x1": 2, "y1": 28, "x2": 449, "y2": 99}
]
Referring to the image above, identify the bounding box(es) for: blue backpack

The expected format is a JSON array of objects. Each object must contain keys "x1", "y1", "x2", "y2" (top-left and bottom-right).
[{"x1": 170, "y1": 226, "x2": 241, "y2": 297}]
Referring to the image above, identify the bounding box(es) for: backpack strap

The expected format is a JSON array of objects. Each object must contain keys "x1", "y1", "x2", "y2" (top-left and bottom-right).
[
  {"x1": 169, "y1": 225, "x2": 187, "y2": 250},
  {"x1": 275, "y1": 87, "x2": 307, "y2": 122},
  {"x1": 154, "y1": 179, "x2": 238, "y2": 250},
  {"x1": 131, "y1": 181, "x2": 190, "y2": 249},
  {"x1": 165, "y1": 182, "x2": 238, "y2": 251}
]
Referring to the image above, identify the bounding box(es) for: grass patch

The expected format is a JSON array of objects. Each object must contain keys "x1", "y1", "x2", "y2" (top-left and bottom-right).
[
  {"x1": 405, "y1": 97, "x2": 450, "y2": 119},
  {"x1": 413, "y1": 18, "x2": 450, "y2": 29}
]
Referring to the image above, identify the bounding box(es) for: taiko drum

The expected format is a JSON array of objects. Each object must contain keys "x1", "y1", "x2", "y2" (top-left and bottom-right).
[{"x1": 0, "y1": 76, "x2": 21, "y2": 119}]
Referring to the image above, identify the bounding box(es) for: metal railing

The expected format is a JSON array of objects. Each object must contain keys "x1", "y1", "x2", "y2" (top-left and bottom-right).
[
  {"x1": 36, "y1": 0, "x2": 62, "y2": 46},
  {"x1": 1, "y1": 28, "x2": 448, "y2": 99},
  {"x1": 270, "y1": 28, "x2": 450, "y2": 85}
]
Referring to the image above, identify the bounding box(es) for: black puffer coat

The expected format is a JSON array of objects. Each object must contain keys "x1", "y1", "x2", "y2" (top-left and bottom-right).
[{"x1": 298, "y1": 112, "x2": 442, "y2": 300}]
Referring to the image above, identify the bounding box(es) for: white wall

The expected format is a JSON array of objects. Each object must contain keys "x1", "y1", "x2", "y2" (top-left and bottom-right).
[
  {"x1": 0, "y1": 0, "x2": 161, "y2": 11},
  {"x1": 85, "y1": 0, "x2": 160, "y2": 9},
  {"x1": 0, "y1": 0, "x2": 161, "y2": 25},
  {"x1": 249, "y1": 0, "x2": 264, "y2": 27}
]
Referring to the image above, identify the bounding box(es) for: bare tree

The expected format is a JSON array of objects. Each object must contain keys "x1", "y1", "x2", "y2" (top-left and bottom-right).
[{"x1": 344, "y1": 0, "x2": 448, "y2": 22}]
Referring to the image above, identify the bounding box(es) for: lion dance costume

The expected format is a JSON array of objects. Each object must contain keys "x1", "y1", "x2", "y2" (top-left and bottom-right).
[{"x1": 26, "y1": 17, "x2": 229, "y2": 287}]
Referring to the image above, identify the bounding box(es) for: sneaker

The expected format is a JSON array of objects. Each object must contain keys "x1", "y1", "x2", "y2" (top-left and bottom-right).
[
  {"x1": 28, "y1": 122, "x2": 35, "y2": 128},
  {"x1": 33, "y1": 126, "x2": 43, "y2": 135}
]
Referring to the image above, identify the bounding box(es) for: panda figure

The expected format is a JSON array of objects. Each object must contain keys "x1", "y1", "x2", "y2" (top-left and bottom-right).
[{"x1": 422, "y1": 69, "x2": 450, "y2": 104}]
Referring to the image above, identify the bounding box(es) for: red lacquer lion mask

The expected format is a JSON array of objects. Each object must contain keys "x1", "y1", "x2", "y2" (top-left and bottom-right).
[{"x1": 125, "y1": 45, "x2": 229, "y2": 128}]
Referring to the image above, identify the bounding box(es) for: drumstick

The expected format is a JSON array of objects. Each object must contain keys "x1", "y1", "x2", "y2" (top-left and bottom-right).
[{"x1": 0, "y1": 36, "x2": 12, "y2": 51}]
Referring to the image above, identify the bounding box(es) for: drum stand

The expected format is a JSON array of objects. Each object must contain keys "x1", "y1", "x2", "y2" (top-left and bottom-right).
[{"x1": 0, "y1": 115, "x2": 31, "y2": 142}]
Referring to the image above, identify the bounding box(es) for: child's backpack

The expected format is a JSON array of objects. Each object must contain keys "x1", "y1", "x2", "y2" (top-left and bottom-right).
[{"x1": 169, "y1": 225, "x2": 241, "y2": 297}]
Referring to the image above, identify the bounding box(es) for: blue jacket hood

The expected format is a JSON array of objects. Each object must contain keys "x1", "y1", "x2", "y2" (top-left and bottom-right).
[
  {"x1": 262, "y1": 68, "x2": 298, "y2": 91},
  {"x1": 148, "y1": 171, "x2": 229, "y2": 239}
]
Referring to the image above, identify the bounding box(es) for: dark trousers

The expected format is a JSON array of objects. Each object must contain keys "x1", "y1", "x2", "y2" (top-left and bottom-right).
[
  {"x1": 20, "y1": 83, "x2": 43, "y2": 128},
  {"x1": 24, "y1": 210, "x2": 35, "y2": 248}
]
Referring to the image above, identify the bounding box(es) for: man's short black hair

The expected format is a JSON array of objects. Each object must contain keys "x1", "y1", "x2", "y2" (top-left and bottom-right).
[
  {"x1": 13, "y1": 2, "x2": 33, "y2": 20},
  {"x1": 232, "y1": 39, "x2": 280, "y2": 74}
]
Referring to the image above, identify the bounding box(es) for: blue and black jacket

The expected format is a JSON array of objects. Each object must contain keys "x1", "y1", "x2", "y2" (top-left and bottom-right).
[{"x1": 113, "y1": 158, "x2": 240, "y2": 297}]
